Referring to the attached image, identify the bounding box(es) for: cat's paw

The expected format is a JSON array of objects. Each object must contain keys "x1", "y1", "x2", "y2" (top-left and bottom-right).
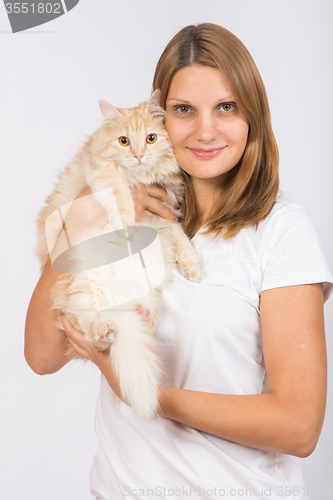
[
  {"x1": 174, "y1": 246, "x2": 201, "y2": 282},
  {"x1": 136, "y1": 305, "x2": 151, "y2": 322},
  {"x1": 178, "y1": 260, "x2": 201, "y2": 282},
  {"x1": 136, "y1": 305, "x2": 158, "y2": 330},
  {"x1": 86, "y1": 317, "x2": 118, "y2": 349}
]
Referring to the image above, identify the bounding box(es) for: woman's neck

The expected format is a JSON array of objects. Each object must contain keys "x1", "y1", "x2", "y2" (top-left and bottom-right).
[{"x1": 190, "y1": 176, "x2": 221, "y2": 226}]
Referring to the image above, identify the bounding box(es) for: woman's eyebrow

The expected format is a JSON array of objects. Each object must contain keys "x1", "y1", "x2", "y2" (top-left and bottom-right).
[
  {"x1": 166, "y1": 96, "x2": 234, "y2": 104},
  {"x1": 166, "y1": 97, "x2": 192, "y2": 104}
]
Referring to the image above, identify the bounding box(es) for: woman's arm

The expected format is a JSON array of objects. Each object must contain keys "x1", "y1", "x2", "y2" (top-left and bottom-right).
[
  {"x1": 25, "y1": 259, "x2": 69, "y2": 375},
  {"x1": 24, "y1": 184, "x2": 178, "y2": 375},
  {"x1": 60, "y1": 282, "x2": 326, "y2": 458},
  {"x1": 24, "y1": 186, "x2": 106, "y2": 375},
  {"x1": 157, "y1": 283, "x2": 327, "y2": 458}
]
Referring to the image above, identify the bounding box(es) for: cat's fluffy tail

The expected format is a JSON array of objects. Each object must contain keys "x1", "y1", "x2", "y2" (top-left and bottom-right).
[{"x1": 110, "y1": 318, "x2": 162, "y2": 420}]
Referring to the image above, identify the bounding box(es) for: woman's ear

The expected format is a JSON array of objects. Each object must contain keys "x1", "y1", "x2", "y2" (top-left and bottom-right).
[{"x1": 99, "y1": 100, "x2": 122, "y2": 123}]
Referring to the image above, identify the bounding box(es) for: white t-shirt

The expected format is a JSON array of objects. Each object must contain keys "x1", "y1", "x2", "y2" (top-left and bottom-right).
[{"x1": 90, "y1": 194, "x2": 333, "y2": 500}]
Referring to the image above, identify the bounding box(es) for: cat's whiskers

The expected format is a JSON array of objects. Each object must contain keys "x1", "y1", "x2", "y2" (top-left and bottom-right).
[{"x1": 115, "y1": 159, "x2": 135, "y2": 169}]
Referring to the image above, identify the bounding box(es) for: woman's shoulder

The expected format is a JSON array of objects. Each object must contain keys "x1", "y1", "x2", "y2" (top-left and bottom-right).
[
  {"x1": 258, "y1": 190, "x2": 333, "y2": 303},
  {"x1": 269, "y1": 189, "x2": 308, "y2": 216},
  {"x1": 260, "y1": 189, "x2": 315, "y2": 235},
  {"x1": 253, "y1": 189, "x2": 323, "y2": 263}
]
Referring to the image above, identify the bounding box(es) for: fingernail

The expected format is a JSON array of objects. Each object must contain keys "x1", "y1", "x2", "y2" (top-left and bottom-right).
[{"x1": 174, "y1": 216, "x2": 179, "y2": 222}]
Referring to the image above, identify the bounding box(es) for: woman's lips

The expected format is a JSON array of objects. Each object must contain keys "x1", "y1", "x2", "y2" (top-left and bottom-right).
[{"x1": 188, "y1": 147, "x2": 226, "y2": 158}]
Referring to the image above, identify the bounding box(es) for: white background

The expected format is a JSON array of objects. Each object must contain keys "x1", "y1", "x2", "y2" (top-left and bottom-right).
[{"x1": 0, "y1": 1, "x2": 332, "y2": 499}]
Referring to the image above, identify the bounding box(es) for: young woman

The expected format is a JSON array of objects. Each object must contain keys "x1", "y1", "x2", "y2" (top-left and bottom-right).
[{"x1": 25, "y1": 23, "x2": 333, "y2": 499}]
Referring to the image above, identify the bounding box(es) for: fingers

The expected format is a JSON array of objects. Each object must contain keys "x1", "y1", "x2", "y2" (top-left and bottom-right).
[
  {"x1": 60, "y1": 313, "x2": 111, "y2": 366},
  {"x1": 60, "y1": 313, "x2": 89, "y2": 358},
  {"x1": 131, "y1": 183, "x2": 180, "y2": 222},
  {"x1": 60, "y1": 313, "x2": 122, "y2": 398},
  {"x1": 144, "y1": 184, "x2": 174, "y2": 205},
  {"x1": 60, "y1": 312, "x2": 82, "y2": 339}
]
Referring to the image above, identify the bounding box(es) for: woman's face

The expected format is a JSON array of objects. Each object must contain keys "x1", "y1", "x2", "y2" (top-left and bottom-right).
[{"x1": 164, "y1": 66, "x2": 249, "y2": 187}]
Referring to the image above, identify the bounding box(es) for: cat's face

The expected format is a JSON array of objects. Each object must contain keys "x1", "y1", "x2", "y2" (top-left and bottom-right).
[{"x1": 94, "y1": 93, "x2": 180, "y2": 184}]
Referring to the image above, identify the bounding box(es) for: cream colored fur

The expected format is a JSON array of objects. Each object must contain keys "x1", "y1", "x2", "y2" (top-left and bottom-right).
[{"x1": 36, "y1": 90, "x2": 200, "y2": 419}]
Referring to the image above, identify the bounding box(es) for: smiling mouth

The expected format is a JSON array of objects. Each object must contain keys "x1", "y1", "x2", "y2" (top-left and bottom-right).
[{"x1": 188, "y1": 147, "x2": 226, "y2": 158}]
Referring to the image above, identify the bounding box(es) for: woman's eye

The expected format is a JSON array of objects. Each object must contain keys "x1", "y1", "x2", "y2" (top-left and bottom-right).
[
  {"x1": 146, "y1": 134, "x2": 157, "y2": 144},
  {"x1": 119, "y1": 136, "x2": 130, "y2": 146},
  {"x1": 219, "y1": 103, "x2": 235, "y2": 112},
  {"x1": 175, "y1": 105, "x2": 191, "y2": 114}
]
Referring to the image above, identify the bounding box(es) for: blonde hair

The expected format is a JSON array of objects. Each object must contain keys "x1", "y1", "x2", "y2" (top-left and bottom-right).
[{"x1": 153, "y1": 23, "x2": 279, "y2": 240}]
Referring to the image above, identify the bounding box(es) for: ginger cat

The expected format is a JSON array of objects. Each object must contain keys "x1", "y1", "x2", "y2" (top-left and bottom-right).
[{"x1": 36, "y1": 90, "x2": 200, "y2": 418}]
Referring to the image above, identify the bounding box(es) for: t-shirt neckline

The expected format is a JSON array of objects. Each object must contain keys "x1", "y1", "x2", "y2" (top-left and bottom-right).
[{"x1": 190, "y1": 226, "x2": 206, "y2": 241}]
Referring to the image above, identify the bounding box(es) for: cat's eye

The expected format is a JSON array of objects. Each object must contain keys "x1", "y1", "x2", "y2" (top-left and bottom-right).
[
  {"x1": 119, "y1": 136, "x2": 130, "y2": 146},
  {"x1": 146, "y1": 134, "x2": 157, "y2": 144}
]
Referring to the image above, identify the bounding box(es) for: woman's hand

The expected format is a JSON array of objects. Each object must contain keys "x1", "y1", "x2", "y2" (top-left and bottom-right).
[
  {"x1": 62, "y1": 184, "x2": 179, "y2": 234},
  {"x1": 59, "y1": 313, "x2": 124, "y2": 402},
  {"x1": 130, "y1": 183, "x2": 180, "y2": 222}
]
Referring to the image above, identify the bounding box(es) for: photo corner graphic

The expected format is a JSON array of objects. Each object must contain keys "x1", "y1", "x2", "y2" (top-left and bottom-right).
[
  {"x1": 3, "y1": 0, "x2": 80, "y2": 33},
  {"x1": 45, "y1": 191, "x2": 165, "y2": 313}
]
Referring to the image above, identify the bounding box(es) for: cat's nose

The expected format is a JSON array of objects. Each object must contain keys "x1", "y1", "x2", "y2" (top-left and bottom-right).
[{"x1": 135, "y1": 154, "x2": 144, "y2": 162}]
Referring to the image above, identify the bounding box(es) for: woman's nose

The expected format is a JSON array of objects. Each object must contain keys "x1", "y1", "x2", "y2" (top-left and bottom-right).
[{"x1": 194, "y1": 113, "x2": 219, "y2": 143}]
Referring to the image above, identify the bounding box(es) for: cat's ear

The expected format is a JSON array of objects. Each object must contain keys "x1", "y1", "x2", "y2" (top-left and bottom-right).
[
  {"x1": 99, "y1": 100, "x2": 122, "y2": 123},
  {"x1": 145, "y1": 90, "x2": 165, "y2": 118},
  {"x1": 146, "y1": 90, "x2": 161, "y2": 109}
]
